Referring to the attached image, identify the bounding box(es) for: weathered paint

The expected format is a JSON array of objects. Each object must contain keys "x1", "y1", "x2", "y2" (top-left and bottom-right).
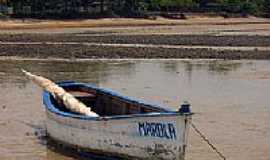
[{"x1": 43, "y1": 82, "x2": 192, "y2": 160}]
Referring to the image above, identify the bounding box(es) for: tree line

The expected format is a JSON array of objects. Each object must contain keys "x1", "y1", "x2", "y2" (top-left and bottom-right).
[
  {"x1": 143, "y1": 0, "x2": 270, "y2": 16},
  {"x1": 1, "y1": 0, "x2": 270, "y2": 18}
]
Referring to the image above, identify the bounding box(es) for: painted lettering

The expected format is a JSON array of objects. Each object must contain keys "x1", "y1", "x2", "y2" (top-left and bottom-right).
[
  {"x1": 138, "y1": 122, "x2": 177, "y2": 140},
  {"x1": 138, "y1": 122, "x2": 145, "y2": 136}
]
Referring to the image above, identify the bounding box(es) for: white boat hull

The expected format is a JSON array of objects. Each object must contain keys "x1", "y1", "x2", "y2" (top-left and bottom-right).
[{"x1": 46, "y1": 110, "x2": 191, "y2": 160}]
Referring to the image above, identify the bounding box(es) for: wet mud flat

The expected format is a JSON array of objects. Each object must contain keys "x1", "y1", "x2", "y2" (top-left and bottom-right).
[
  {"x1": 0, "y1": 60, "x2": 270, "y2": 160},
  {"x1": 1, "y1": 33, "x2": 270, "y2": 47},
  {"x1": 1, "y1": 19, "x2": 270, "y2": 60},
  {"x1": 1, "y1": 44, "x2": 270, "y2": 59},
  {"x1": 1, "y1": 33, "x2": 270, "y2": 59}
]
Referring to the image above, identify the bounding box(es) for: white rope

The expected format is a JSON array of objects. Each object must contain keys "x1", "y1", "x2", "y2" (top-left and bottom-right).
[{"x1": 191, "y1": 122, "x2": 226, "y2": 160}]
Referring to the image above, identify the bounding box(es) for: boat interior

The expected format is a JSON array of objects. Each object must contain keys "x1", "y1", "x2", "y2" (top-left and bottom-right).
[{"x1": 50, "y1": 85, "x2": 168, "y2": 116}]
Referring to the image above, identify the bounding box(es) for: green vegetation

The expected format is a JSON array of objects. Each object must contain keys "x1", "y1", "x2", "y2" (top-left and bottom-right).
[
  {"x1": 146, "y1": 0, "x2": 270, "y2": 16},
  {"x1": 1, "y1": 0, "x2": 270, "y2": 18}
]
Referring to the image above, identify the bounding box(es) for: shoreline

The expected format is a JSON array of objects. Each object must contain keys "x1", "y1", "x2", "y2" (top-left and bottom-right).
[
  {"x1": 1, "y1": 57, "x2": 268, "y2": 60},
  {"x1": 0, "y1": 56, "x2": 243, "y2": 62},
  {"x1": 1, "y1": 17, "x2": 270, "y2": 30}
]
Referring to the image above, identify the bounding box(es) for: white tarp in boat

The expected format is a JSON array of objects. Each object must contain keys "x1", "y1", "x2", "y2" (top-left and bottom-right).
[{"x1": 22, "y1": 69, "x2": 99, "y2": 117}]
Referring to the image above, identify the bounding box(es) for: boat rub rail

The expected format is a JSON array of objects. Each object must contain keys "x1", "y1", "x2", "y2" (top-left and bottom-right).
[{"x1": 43, "y1": 82, "x2": 193, "y2": 121}]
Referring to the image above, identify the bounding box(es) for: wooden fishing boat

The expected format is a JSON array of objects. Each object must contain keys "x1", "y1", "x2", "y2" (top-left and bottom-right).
[{"x1": 43, "y1": 81, "x2": 192, "y2": 160}]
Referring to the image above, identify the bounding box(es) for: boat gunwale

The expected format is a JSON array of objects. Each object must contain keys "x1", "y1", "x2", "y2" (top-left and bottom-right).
[{"x1": 43, "y1": 82, "x2": 192, "y2": 121}]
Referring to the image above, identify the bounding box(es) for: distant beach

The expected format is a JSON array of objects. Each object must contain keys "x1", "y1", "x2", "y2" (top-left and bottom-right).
[{"x1": 1, "y1": 17, "x2": 270, "y2": 59}]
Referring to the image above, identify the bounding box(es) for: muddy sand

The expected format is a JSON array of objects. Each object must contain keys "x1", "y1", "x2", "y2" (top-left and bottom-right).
[
  {"x1": 1, "y1": 44, "x2": 270, "y2": 59},
  {"x1": 1, "y1": 17, "x2": 269, "y2": 30},
  {"x1": 1, "y1": 17, "x2": 270, "y2": 59},
  {"x1": 1, "y1": 33, "x2": 270, "y2": 59},
  {"x1": 2, "y1": 34, "x2": 270, "y2": 47}
]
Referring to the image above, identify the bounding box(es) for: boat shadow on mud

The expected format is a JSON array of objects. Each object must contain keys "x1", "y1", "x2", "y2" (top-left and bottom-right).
[
  {"x1": 18, "y1": 120, "x2": 112, "y2": 160},
  {"x1": 46, "y1": 137, "x2": 131, "y2": 160},
  {"x1": 21, "y1": 123, "x2": 120, "y2": 160}
]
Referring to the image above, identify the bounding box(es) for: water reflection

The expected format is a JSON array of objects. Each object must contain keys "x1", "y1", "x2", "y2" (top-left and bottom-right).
[
  {"x1": 160, "y1": 61, "x2": 181, "y2": 74},
  {"x1": 0, "y1": 60, "x2": 136, "y2": 88},
  {"x1": 207, "y1": 61, "x2": 243, "y2": 75},
  {"x1": 181, "y1": 60, "x2": 244, "y2": 75}
]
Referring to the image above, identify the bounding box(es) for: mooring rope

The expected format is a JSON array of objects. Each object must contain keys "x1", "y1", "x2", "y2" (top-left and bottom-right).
[{"x1": 191, "y1": 122, "x2": 226, "y2": 160}]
